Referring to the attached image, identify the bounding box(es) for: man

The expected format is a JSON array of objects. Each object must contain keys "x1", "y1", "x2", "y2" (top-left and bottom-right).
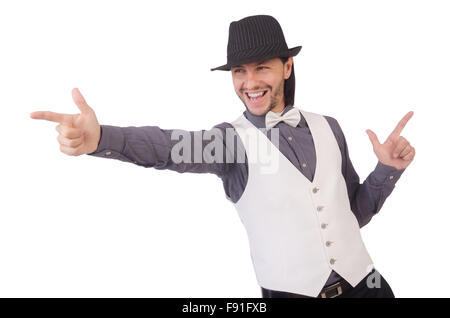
[{"x1": 30, "y1": 15, "x2": 415, "y2": 298}]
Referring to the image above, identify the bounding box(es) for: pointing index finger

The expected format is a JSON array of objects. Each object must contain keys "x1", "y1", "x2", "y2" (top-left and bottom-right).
[
  {"x1": 30, "y1": 111, "x2": 73, "y2": 125},
  {"x1": 387, "y1": 111, "x2": 414, "y2": 141}
]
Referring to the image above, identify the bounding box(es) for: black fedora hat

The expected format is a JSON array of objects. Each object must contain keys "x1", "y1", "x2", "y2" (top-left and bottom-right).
[{"x1": 211, "y1": 15, "x2": 302, "y2": 71}]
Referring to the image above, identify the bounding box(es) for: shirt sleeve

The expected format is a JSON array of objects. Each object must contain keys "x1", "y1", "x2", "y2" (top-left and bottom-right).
[
  {"x1": 325, "y1": 116, "x2": 406, "y2": 228},
  {"x1": 86, "y1": 123, "x2": 237, "y2": 177}
]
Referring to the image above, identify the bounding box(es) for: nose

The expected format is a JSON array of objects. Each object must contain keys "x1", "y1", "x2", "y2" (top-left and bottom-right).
[{"x1": 243, "y1": 70, "x2": 261, "y2": 91}]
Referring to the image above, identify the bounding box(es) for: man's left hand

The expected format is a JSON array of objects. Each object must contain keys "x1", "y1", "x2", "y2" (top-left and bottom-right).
[{"x1": 366, "y1": 111, "x2": 416, "y2": 170}]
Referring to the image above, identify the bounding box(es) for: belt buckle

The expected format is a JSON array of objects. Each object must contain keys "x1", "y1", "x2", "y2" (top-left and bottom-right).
[{"x1": 320, "y1": 282, "x2": 343, "y2": 298}]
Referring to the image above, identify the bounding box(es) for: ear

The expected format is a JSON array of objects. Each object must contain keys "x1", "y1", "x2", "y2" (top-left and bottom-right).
[{"x1": 284, "y1": 56, "x2": 293, "y2": 79}]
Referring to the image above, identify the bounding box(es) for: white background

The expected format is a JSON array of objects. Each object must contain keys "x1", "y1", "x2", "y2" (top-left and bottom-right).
[{"x1": 1, "y1": 0, "x2": 448, "y2": 297}]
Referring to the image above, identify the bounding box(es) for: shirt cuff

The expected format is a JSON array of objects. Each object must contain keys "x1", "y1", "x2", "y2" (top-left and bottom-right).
[
  {"x1": 371, "y1": 160, "x2": 406, "y2": 186},
  {"x1": 86, "y1": 125, "x2": 125, "y2": 159}
]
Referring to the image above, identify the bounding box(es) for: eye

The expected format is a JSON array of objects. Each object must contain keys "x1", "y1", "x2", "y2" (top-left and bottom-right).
[
  {"x1": 233, "y1": 69, "x2": 243, "y2": 73},
  {"x1": 258, "y1": 66, "x2": 268, "y2": 70}
]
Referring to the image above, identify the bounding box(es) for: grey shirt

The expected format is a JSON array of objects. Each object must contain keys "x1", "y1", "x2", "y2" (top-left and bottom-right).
[{"x1": 88, "y1": 104, "x2": 405, "y2": 290}]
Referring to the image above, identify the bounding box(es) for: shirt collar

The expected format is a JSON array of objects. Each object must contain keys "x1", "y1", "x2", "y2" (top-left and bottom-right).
[{"x1": 243, "y1": 104, "x2": 305, "y2": 129}]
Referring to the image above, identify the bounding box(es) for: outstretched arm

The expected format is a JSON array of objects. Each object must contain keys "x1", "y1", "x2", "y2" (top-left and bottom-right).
[
  {"x1": 87, "y1": 123, "x2": 236, "y2": 177},
  {"x1": 30, "y1": 88, "x2": 237, "y2": 178}
]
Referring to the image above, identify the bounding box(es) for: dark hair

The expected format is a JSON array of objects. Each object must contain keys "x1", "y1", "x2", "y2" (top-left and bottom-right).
[{"x1": 279, "y1": 56, "x2": 295, "y2": 107}]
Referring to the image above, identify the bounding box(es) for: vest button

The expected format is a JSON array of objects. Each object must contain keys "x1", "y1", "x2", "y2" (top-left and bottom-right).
[
  {"x1": 321, "y1": 223, "x2": 327, "y2": 229},
  {"x1": 317, "y1": 206, "x2": 324, "y2": 212},
  {"x1": 330, "y1": 258, "x2": 336, "y2": 265},
  {"x1": 326, "y1": 241, "x2": 332, "y2": 247},
  {"x1": 312, "y1": 187, "x2": 319, "y2": 193}
]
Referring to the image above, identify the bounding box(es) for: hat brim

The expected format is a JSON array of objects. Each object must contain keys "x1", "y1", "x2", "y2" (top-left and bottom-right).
[{"x1": 210, "y1": 45, "x2": 302, "y2": 71}]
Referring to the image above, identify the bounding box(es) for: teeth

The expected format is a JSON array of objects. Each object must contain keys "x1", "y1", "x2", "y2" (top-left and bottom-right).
[{"x1": 248, "y1": 91, "x2": 265, "y2": 98}]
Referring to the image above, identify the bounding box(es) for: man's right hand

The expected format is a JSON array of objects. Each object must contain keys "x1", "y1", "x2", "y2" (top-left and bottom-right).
[{"x1": 30, "y1": 88, "x2": 101, "y2": 156}]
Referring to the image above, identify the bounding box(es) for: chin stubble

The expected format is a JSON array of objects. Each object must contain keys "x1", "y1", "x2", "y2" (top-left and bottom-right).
[
  {"x1": 265, "y1": 80, "x2": 284, "y2": 114},
  {"x1": 238, "y1": 80, "x2": 284, "y2": 115}
]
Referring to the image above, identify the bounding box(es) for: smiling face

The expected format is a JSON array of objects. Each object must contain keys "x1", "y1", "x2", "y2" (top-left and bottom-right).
[{"x1": 231, "y1": 56, "x2": 293, "y2": 116}]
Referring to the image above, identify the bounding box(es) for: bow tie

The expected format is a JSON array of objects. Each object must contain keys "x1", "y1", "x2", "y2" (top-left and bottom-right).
[{"x1": 265, "y1": 108, "x2": 301, "y2": 130}]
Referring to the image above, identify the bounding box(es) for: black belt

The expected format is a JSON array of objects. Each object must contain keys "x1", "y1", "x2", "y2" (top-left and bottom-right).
[
  {"x1": 261, "y1": 279, "x2": 353, "y2": 298},
  {"x1": 319, "y1": 279, "x2": 353, "y2": 298}
]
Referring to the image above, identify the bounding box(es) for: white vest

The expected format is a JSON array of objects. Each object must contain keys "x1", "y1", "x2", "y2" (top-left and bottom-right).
[{"x1": 230, "y1": 108, "x2": 374, "y2": 297}]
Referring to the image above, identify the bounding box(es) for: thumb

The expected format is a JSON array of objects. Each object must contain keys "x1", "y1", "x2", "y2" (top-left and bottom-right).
[
  {"x1": 72, "y1": 88, "x2": 91, "y2": 114},
  {"x1": 366, "y1": 129, "x2": 380, "y2": 148}
]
